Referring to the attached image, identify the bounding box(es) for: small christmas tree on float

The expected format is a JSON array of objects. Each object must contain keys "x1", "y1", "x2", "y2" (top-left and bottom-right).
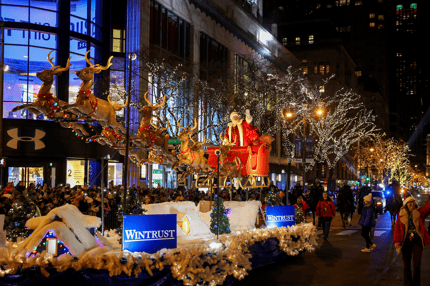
[
  {"x1": 210, "y1": 194, "x2": 231, "y2": 234},
  {"x1": 116, "y1": 188, "x2": 147, "y2": 233}
]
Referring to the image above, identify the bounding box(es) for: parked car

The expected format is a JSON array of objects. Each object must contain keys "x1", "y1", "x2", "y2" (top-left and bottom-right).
[{"x1": 371, "y1": 190, "x2": 386, "y2": 214}]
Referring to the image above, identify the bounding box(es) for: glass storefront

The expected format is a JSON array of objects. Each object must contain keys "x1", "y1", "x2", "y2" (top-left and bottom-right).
[
  {"x1": 66, "y1": 159, "x2": 85, "y2": 187},
  {"x1": 1, "y1": 0, "x2": 104, "y2": 119},
  {"x1": 8, "y1": 166, "x2": 44, "y2": 187},
  {"x1": 108, "y1": 162, "x2": 122, "y2": 186}
]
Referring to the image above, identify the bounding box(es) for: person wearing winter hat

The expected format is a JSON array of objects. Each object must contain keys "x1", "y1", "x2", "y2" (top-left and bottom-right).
[
  {"x1": 393, "y1": 196, "x2": 430, "y2": 286},
  {"x1": 358, "y1": 194, "x2": 376, "y2": 252}
]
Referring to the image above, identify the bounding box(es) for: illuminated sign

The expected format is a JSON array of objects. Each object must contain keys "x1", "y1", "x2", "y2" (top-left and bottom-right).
[
  {"x1": 266, "y1": 206, "x2": 295, "y2": 228},
  {"x1": 122, "y1": 214, "x2": 177, "y2": 253},
  {"x1": 0, "y1": 157, "x2": 6, "y2": 168}
]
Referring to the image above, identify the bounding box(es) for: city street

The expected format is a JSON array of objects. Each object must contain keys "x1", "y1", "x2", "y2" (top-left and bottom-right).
[{"x1": 235, "y1": 194, "x2": 430, "y2": 286}]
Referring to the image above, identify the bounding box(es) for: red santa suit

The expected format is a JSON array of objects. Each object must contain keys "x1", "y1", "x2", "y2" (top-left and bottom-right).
[{"x1": 224, "y1": 119, "x2": 260, "y2": 147}]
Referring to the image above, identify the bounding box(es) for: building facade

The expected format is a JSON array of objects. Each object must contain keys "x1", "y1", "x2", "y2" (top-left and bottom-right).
[{"x1": 0, "y1": 0, "x2": 298, "y2": 190}]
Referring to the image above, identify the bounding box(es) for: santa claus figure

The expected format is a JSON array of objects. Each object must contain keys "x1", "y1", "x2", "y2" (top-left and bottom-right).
[{"x1": 225, "y1": 110, "x2": 260, "y2": 147}]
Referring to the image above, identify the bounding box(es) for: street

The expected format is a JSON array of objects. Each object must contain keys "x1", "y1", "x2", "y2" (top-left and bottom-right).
[{"x1": 235, "y1": 194, "x2": 430, "y2": 286}]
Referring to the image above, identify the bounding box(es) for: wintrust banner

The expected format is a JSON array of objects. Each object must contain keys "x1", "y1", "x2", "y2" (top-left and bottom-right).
[
  {"x1": 266, "y1": 206, "x2": 295, "y2": 228},
  {"x1": 122, "y1": 214, "x2": 177, "y2": 253}
]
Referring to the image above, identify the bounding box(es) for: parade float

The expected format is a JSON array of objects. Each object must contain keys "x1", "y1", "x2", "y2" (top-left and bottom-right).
[{"x1": 0, "y1": 50, "x2": 317, "y2": 285}]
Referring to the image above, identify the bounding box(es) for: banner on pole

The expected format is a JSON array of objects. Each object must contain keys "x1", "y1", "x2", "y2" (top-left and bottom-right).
[
  {"x1": 122, "y1": 214, "x2": 177, "y2": 253},
  {"x1": 266, "y1": 206, "x2": 295, "y2": 228},
  {"x1": 294, "y1": 137, "x2": 302, "y2": 163}
]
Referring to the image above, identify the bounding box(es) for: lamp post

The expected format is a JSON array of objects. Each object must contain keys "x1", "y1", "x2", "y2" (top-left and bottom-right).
[
  {"x1": 122, "y1": 53, "x2": 136, "y2": 219},
  {"x1": 281, "y1": 103, "x2": 324, "y2": 195}
]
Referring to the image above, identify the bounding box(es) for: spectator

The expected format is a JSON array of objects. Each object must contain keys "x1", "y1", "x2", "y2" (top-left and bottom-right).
[{"x1": 316, "y1": 192, "x2": 336, "y2": 241}]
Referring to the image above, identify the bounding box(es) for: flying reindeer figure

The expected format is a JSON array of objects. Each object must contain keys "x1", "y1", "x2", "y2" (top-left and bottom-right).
[
  {"x1": 172, "y1": 118, "x2": 212, "y2": 172},
  {"x1": 57, "y1": 51, "x2": 127, "y2": 134},
  {"x1": 11, "y1": 51, "x2": 89, "y2": 136},
  {"x1": 133, "y1": 92, "x2": 176, "y2": 163},
  {"x1": 213, "y1": 133, "x2": 241, "y2": 179}
]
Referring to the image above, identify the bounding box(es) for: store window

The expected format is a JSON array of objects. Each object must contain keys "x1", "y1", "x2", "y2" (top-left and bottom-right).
[
  {"x1": 66, "y1": 159, "x2": 85, "y2": 187},
  {"x1": 3, "y1": 29, "x2": 58, "y2": 119},
  {"x1": 8, "y1": 167, "x2": 44, "y2": 187},
  {"x1": 108, "y1": 162, "x2": 123, "y2": 186}
]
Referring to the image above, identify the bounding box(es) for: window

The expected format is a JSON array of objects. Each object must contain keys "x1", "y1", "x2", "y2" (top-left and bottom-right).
[
  {"x1": 319, "y1": 62, "x2": 325, "y2": 75},
  {"x1": 378, "y1": 15, "x2": 384, "y2": 20},
  {"x1": 112, "y1": 29, "x2": 125, "y2": 53},
  {"x1": 235, "y1": 55, "x2": 250, "y2": 95},
  {"x1": 355, "y1": 71, "x2": 362, "y2": 77},
  {"x1": 150, "y1": 1, "x2": 191, "y2": 61},
  {"x1": 355, "y1": 0, "x2": 362, "y2": 5},
  {"x1": 396, "y1": 5, "x2": 403, "y2": 11},
  {"x1": 369, "y1": 13, "x2": 375, "y2": 18},
  {"x1": 327, "y1": 4, "x2": 332, "y2": 8},
  {"x1": 378, "y1": 24, "x2": 384, "y2": 29},
  {"x1": 295, "y1": 37, "x2": 301, "y2": 45},
  {"x1": 378, "y1": 0, "x2": 383, "y2": 3},
  {"x1": 326, "y1": 63, "x2": 330, "y2": 73},
  {"x1": 282, "y1": 37, "x2": 287, "y2": 46},
  {"x1": 369, "y1": 22, "x2": 375, "y2": 27},
  {"x1": 303, "y1": 66, "x2": 308, "y2": 75},
  {"x1": 70, "y1": 0, "x2": 103, "y2": 41},
  {"x1": 309, "y1": 35, "x2": 314, "y2": 44},
  {"x1": 200, "y1": 32, "x2": 228, "y2": 82},
  {"x1": 3, "y1": 29, "x2": 59, "y2": 120},
  {"x1": 410, "y1": 3, "x2": 417, "y2": 9},
  {"x1": 314, "y1": 63, "x2": 318, "y2": 74}
]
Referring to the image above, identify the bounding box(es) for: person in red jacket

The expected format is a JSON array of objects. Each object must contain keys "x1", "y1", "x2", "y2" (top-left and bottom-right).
[
  {"x1": 294, "y1": 196, "x2": 309, "y2": 215},
  {"x1": 316, "y1": 192, "x2": 336, "y2": 241},
  {"x1": 393, "y1": 196, "x2": 430, "y2": 286}
]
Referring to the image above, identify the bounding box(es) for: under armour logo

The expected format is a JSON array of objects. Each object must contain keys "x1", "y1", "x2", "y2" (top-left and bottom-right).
[{"x1": 7, "y1": 128, "x2": 46, "y2": 150}]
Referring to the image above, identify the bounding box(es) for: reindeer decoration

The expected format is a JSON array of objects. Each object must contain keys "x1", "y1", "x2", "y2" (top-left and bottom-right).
[
  {"x1": 133, "y1": 92, "x2": 176, "y2": 163},
  {"x1": 57, "y1": 51, "x2": 127, "y2": 135},
  {"x1": 172, "y1": 118, "x2": 212, "y2": 172},
  {"x1": 11, "y1": 51, "x2": 88, "y2": 136},
  {"x1": 214, "y1": 133, "x2": 241, "y2": 178}
]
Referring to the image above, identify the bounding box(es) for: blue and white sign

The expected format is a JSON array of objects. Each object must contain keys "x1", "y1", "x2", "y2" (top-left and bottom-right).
[
  {"x1": 123, "y1": 214, "x2": 177, "y2": 253},
  {"x1": 266, "y1": 206, "x2": 295, "y2": 228}
]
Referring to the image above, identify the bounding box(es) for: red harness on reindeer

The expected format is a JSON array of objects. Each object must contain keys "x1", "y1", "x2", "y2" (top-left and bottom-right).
[
  {"x1": 180, "y1": 148, "x2": 196, "y2": 165},
  {"x1": 38, "y1": 93, "x2": 59, "y2": 118},
  {"x1": 79, "y1": 90, "x2": 98, "y2": 117},
  {"x1": 139, "y1": 125, "x2": 156, "y2": 148}
]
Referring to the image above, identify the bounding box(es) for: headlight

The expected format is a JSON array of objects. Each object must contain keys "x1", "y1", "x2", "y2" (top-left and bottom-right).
[{"x1": 376, "y1": 201, "x2": 382, "y2": 205}]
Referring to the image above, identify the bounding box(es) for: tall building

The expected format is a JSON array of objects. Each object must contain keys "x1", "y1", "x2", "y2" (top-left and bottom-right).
[{"x1": 263, "y1": 0, "x2": 429, "y2": 167}]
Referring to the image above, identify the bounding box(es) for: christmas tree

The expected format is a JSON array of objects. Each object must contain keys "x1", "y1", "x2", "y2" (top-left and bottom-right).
[
  {"x1": 265, "y1": 188, "x2": 280, "y2": 207},
  {"x1": 116, "y1": 188, "x2": 147, "y2": 232},
  {"x1": 4, "y1": 193, "x2": 39, "y2": 241},
  {"x1": 210, "y1": 194, "x2": 231, "y2": 235},
  {"x1": 294, "y1": 205, "x2": 306, "y2": 224}
]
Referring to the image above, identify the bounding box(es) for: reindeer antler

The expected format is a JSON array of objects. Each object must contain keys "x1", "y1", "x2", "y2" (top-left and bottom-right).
[
  {"x1": 84, "y1": 50, "x2": 113, "y2": 73},
  {"x1": 144, "y1": 91, "x2": 167, "y2": 109},
  {"x1": 47, "y1": 50, "x2": 60, "y2": 71},
  {"x1": 84, "y1": 50, "x2": 94, "y2": 67},
  {"x1": 93, "y1": 56, "x2": 113, "y2": 73}
]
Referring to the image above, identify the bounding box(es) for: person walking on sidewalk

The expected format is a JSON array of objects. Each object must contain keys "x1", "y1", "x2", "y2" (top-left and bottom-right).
[
  {"x1": 358, "y1": 194, "x2": 376, "y2": 252},
  {"x1": 316, "y1": 191, "x2": 336, "y2": 241},
  {"x1": 393, "y1": 196, "x2": 430, "y2": 286}
]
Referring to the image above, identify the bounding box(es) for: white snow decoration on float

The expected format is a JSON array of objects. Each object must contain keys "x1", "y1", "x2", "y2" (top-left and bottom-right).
[
  {"x1": 143, "y1": 201, "x2": 214, "y2": 239},
  {"x1": 198, "y1": 200, "x2": 261, "y2": 232},
  {"x1": 14, "y1": 204, "x2": 113, "y2": 258}
]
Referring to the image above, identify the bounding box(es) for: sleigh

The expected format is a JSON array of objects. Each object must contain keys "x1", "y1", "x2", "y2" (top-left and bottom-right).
[{"x1": 196, "y1": 143, "x2": 271, "y2": 189}]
